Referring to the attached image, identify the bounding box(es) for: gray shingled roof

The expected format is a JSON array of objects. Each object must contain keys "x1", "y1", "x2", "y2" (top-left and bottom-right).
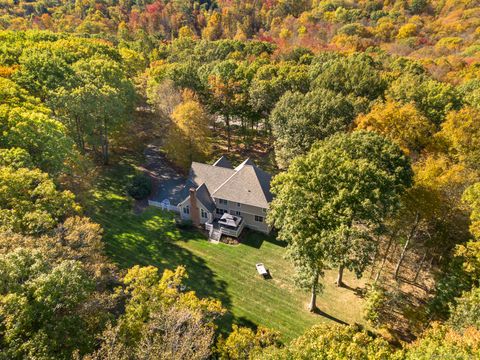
[
  {"x1": 195, "y1": 183, "x2": 216, "y2": 212},
  {"x1": 234, "y1": 158, "x2": 255, "y2": 171},
  {"x1": 213, "y1": 156, "x2": 233, "y2": 169},
  {"x1": 189, "y1": 158, "x2": 272, "y2": 209},
  {"x1": 212, "y1": 163, "x2": 272, "y2": 208},
  {"x1": 190, "y1": 162, "x2": 235, "y2": 191}
]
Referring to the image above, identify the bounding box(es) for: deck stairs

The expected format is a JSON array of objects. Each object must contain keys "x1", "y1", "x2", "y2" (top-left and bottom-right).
[{"x1": 209, "y1": 228, "x2": 222, "y2": 243}]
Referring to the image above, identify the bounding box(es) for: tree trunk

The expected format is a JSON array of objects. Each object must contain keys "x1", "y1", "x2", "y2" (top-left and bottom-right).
[
  {"x1": 414, "y1": 250, "x2": 427, "y2": 283},
  {"x1": 102, "y1": 119, "x2": 109, "y2": 165},
  {"x1": 336, "y1": 265, "x2": 345, "y2": 287},
  {"x1": 308, "y1": 271, "x2": 319, "y2": 312},
  {"x1": 394, "y1": 212, "x2": 420, "y2": 280},
  {"x1": 225, "y1": 114, "x2": 231, "y2": 152},
  {"x1": 74, "y1": 115, "x2": 85, "y2": 154},
  {"x1": 375, "y1": 236, "x2": 394, "y2": 284}
]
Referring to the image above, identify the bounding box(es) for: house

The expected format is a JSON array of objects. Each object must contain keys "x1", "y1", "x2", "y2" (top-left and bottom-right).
[{"x1": 177, "y1": 156, "x2": 273, "y2": 237}]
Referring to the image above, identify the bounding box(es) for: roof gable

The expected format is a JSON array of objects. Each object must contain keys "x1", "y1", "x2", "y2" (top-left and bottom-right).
[
  {"x1": 195, "y1": 183, "x2": 216, "y2": 212},
  {"x1": 188, "y1": 158, "x2": 272, "y2": 209},
  {"x1": 190, "y1": 162, "x2": 235, "y2": 192},
  {"x1": 213, "y1": 156, "x2": 233, "y2": 169},
  {"x1": 212, "y1": 164, "x2": 272, "y2": 208}
]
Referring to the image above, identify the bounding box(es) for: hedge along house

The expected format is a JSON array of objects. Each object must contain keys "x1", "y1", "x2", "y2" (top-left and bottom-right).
[{"x1": 177, "y1": 156, "x2": 273, "y2": 240}]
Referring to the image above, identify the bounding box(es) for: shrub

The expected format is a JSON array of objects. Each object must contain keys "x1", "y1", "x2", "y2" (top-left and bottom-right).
[
  {"x1": 127, "y1": 174, "x2": 152, "y2": 200},
  {"x1": 364, "y1": 285, "x2": 387, "y2": 327}
]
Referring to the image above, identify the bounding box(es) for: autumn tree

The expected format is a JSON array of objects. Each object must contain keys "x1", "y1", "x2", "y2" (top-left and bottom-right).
[
  {"x1": 258, "y1": 324, "x2": 394, "y2": 360},
  {"x1": 90, "y1": 266, "x2": 225, "y2": 360},
  {"x1": 205, "y1": 60, "x2": 248, "y2": 151},
  {"x1": 439, "y1": 107, "x2": 480, "y2": 170},
  {"x1": 356, "y1": 100, "x2": 435, "y2": 157},
  {"x1": 164, "y1": 91, "x2": 211, "y2": 170},
  {"x1": 0, "y1": 147, "x2": 33, "y2": 169},
  {"x1": 216, "y1": 325, "x2": 282, "y2": 360},
  {"x1": 268, "y1": 132, "x2": 412, "y2": 310}
]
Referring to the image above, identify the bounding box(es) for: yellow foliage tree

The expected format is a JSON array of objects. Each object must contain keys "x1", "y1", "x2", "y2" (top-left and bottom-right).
[
  {"x1": 355, "y1": 101, "x2": 435, "y2": 156},
  {"x1": 202, "y1": 12, "x2": 223, "y2": 40},
  {"x1": 439, "y1": 107, "x2": 480, "y2": 169},
  {"x1": 397, "y1": 23, "x2": 418, "y2": 39},
  {"x1": 164, "y1": 91, "x2": 211, "y2": 170}
]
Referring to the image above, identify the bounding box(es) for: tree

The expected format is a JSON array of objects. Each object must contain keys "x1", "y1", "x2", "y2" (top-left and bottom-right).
[
  {"x1": 205, "y1": 60, "x2": 248, "y2": 152},
  {"x1": 0, "y1": 106, "x2": 75, "y2": 175},
  {"x1": 259, "y1": 324, "x2": 394, "y2": 360},
  {"x1": 0, "y1": 147, "x2": 33, "y2": 169},
  {"x1": 12, "y1": 46, "x2": 77, "y2": 100},
  {"x1": 310, "y1": 53, "x2": 387, "y2": 103},
  {"x1": 90, "y1": 266, "x2": 225, "y2": 360},
  {"x1": 404, "y1": 323, "x2": 480, "y2": 359},
  {"x1": 270, "y1": 89, "x2": 354, "y2": 168},
  {"x1": 448, "y1": 287, "x2": 480, "y2": 331},
  {"x1": 0, "y1": 248, "x2": 96, "y2": 359},
  {"x1": 0, "y1": 166, "x2": 79, "y2": 235},
  {"x1": 268, "y1": 132, "x2": 412, "y2": 310},
  {"x1": 216, "y1": 325, "x2": 281, "y2": 360},
  {"x1": 387, "y1": 73, "x2": 462, "y2": 127},
  {"x1": 53, "y1": 57, "x2": 135, "y2": 164},
  {"x1": 355, "y1": 100, "x2": 435, "y2": 156},
  {"x1": 164, "y1": 91, "x2": 211, "y2": 170},
  {"x1": 439, "y1": 107, "x2": 480, "y2": 170}
]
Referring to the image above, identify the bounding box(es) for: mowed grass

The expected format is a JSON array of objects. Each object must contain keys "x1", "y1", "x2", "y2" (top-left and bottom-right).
[{"x1": 86, "y1": 156, "x2": 366, "y2": 341}]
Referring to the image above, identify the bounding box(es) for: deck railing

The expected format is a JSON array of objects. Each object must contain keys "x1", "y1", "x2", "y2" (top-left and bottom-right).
[{"x1": 205, "y1": 220, "x2": 245, "y2": 238}]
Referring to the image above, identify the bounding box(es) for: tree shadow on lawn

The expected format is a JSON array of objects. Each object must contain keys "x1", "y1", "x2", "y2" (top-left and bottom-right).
[
  {"x1": 95, "y1": 207, "x2": 238, "y2": 333},
  {"x1": 241, "y1": 230, "x2": 287, "y2": 249},
  {"x1": 312, "y1": 308, "x2": 349, "y2": 326}
]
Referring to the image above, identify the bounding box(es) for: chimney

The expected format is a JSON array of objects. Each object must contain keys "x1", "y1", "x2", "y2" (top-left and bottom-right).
[{"x1": 189, "y1": 188, "x2": 200, "y2": 227}]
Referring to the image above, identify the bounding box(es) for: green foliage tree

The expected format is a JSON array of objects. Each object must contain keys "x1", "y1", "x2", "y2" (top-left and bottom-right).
[
  {"x1": 268, "y1": 132, "x2": 412, "y2": 310},
  {"x1": 270, "y1": 89, "x2": 354, "y2": 168},
  {"x1": 448, "y1": 287, "x2": 480, "y2": 331},
  {"x1": 0, "y1": 166, "x2": 79, "y2": 235},
  {"x1": 0, "y1": 248, "x2": 96, "y2": 359},
  {"x1": 310, "y1": 53, "x2": 387, "y2": 104},
  {"x1": 0, "y1": 147, "x2": 33, "y2": 169},
  {"x1": 387, "y1": 73, "x2": 462, "y2": 127},
  {"x1": 0, "y1": 106, "x2": 75, "y2": 174}
]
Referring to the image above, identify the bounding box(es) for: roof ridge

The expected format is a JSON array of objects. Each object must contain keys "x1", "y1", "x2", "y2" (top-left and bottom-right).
[{"x1": 211, "y1": 166, "x2": 240, "y2": 195}]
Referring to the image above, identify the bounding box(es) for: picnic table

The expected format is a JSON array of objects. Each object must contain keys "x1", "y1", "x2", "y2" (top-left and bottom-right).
[{"x1": 256, "y1": 263, "x2": 268, "y2": 277}]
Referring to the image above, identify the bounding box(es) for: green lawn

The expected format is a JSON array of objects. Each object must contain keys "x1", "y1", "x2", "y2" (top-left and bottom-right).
[{"x1": 86, "y1": 156, "x2": 366, "y2": 341}]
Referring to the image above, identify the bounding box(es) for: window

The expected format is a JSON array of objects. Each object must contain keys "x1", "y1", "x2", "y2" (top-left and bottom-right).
[
  {"x1": 236, "y1": 202, "x2": 241, "y2": 207},
  {"x1": 219, "y1": 198, "x2": 228, "y2": 205},
  {"x1": 201, "y1": 209, "x2": 208, "y2": 219},
  {"x1": 262, "y1": 208, "x2": 267, "y2": 213},
  {"x1": 233, "y1": 211, "x2": 241, "y2": 216},
  {"x1": 254, "y1": 215, "x2": 264, "y2": 223},
  {"x1": 183, "y1": 206, "x2": 189, "y2": 215},
  {"x1": 216, "y1": 208, "x2": 227, "y2": 215}
]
